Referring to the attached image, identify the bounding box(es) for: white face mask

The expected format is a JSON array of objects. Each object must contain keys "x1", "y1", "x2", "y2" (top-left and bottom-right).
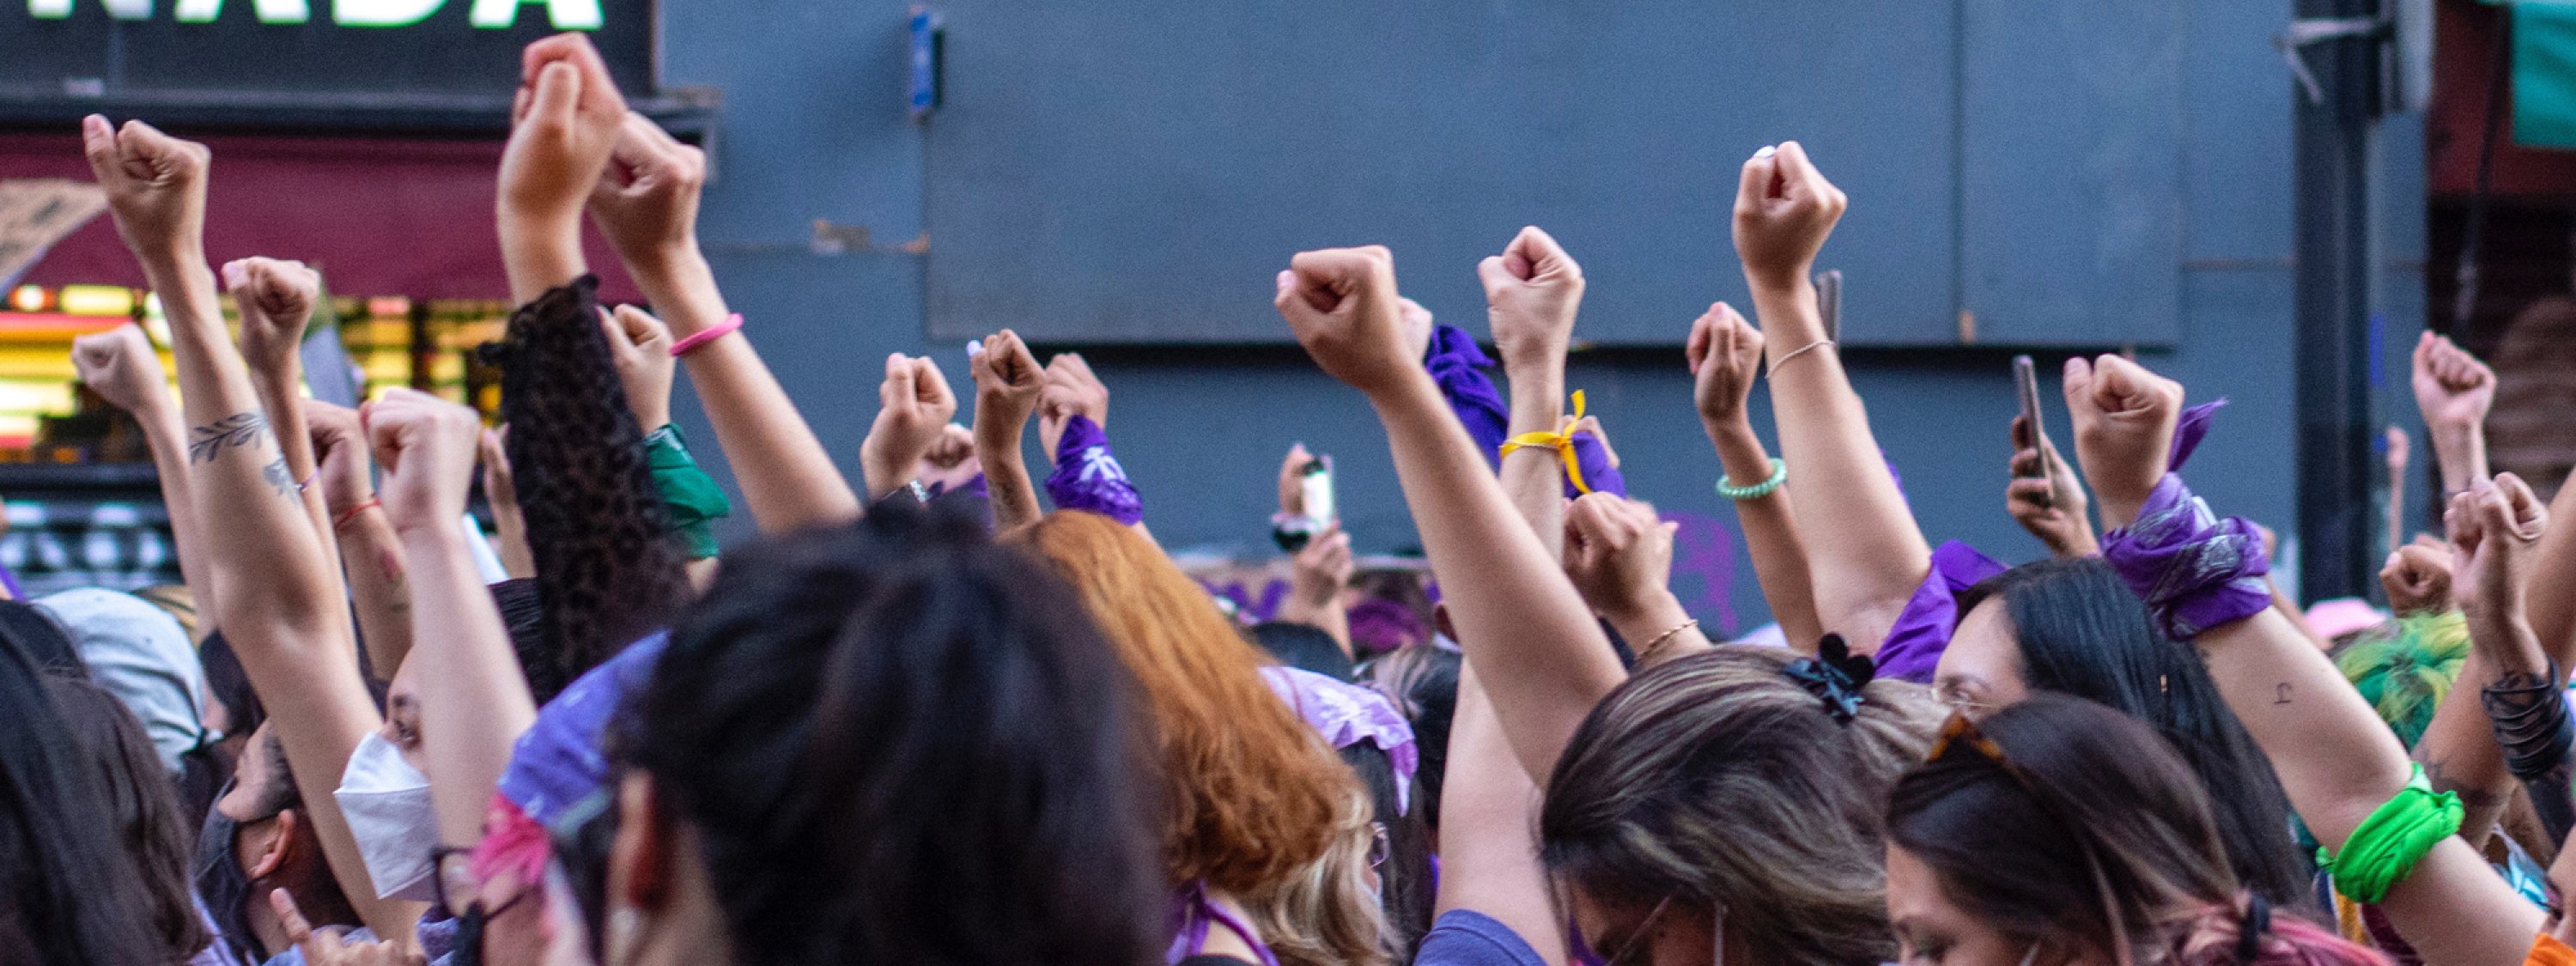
[{"x1": 332, "y1": 730, "x2": 439, "y2": 902}]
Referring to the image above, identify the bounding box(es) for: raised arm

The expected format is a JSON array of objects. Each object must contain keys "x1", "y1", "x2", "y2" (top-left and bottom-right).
[
  {"x1": 1434, "y1": 660, "x2": 1570, "y2": 966},
  {"x1": 2006, "y1": 416, "x2": 2099, "y2": 559},
  {"x1": 307, "y1": 400, "x2": 412, "y2": 682},
  {"x1": 2388, "y1": 426, "x2": 2411, "y2": 560},
  {"x1": 588, "y1": 112, "x2": 860, "y2": 530},
  {"x1": 969, "y1": 331, "x2": 1046, "y2": 532},
  {"x1": 859, "y1": 353, "x2": 959, "y2": 501},
  {"x1": 1734, "y1": 143, "x2": 1930, "y2": 654},
  {"x1": 1481, "y1": 227, "x2": 1585, "y2": 562},
  {"x1": 71, "y1": 324, "x2": 217, "y2": 636},
  {"x1": 2067, "y1": 353, "x2": 2542, "y2": 966},
  {"x1": 2408, "y1": 476, "x2": 2555, "y2": 851},
  {"x1": 80, "y1": 116, "x2": 415, "y2": 939},
  {"x1": 1564, "y1": 494, "x2": 1712, "y2": 666},
  {"x1": 1275, "y1": 246, "x2": 1620, "y2": 781},
  {"x1": 1689, "y1": 301, "x2": 1823, "y2": 647},
  {"x1": 1271, "y1": 446, "x2": 1355, "y2": 653},
  {"x1": 479, "y1": 428, "x2": 536, "y2": 580},
  {"x1": 364, "y1": 389, "x2": 537, "y2": 851},
  {"x1": 2412, "y1": 333, "x2": 2494, "y2": 498},
  {"x1": 228, "y1": 258, "x2": 335, "y2": 555}
]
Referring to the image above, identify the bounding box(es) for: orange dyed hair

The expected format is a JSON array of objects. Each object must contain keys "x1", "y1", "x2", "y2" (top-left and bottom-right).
[{"x1": 1015, "y1": 511, "x2": 1354, "y2": 893}]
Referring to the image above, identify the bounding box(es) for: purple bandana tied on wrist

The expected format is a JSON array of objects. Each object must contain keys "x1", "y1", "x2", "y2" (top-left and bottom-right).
[
  {"x1": 1045, "y1": 415, "x2": 1144, "y2": 526},
  {"x1": 1425, "y1": 325, "x2": 1510, "y2": 468},
  {"x1": 2103, "y1": 473, "x2": 2271, "y2": 640},
  {"x1": 1564, "y1": 430, "x2": 1628, "y2": 499},
  {"x1": 1260, "y1": 665, "x2": 1420, "y2": 814}
]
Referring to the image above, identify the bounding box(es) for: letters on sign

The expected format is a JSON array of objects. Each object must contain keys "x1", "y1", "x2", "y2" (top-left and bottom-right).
[{"x1": 28, "y1": 0, "x2": 605, "y2": 28}]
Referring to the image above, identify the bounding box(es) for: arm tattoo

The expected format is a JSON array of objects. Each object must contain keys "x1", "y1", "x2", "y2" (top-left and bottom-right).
[
  {"x1": 188, "y1": 413, "x2": 273, "y2": 465},
  {"x1": 261, "y1": 458, "x2": 296, "y2": 497}
]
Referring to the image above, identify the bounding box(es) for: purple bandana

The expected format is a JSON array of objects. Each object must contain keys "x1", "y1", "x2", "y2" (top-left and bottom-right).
[
  {"x1": 1425, "y1": 325, "x2": 1510, "y2": 467},
  {"x1": 497, "y1": 631, "x2": 669, "y2": 827},
  {"x1": 1043, "y1": 415, "x2": 1144, "y2": 526},
  {"x1": 2170, "y1": 398, "x2": 2227, "y2": 470},
  {"x1": 1874, "y1": 541, "x2": 2009, "y2": 684},
  {"x1": 2102, "y1": 473, "x2": 2272, "y2": 640},
  {"x1": 1564, "y1": 430, "x2": 1629, "y2": 499},
  {"x1": 1260, "y1": 665, "x2": 1420, "y2": 814}
]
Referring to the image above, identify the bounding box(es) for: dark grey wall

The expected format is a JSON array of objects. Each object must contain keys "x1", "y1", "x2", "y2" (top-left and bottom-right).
[{"x1": 660, "y1": 0, "x2": 2429, "y2": 636}]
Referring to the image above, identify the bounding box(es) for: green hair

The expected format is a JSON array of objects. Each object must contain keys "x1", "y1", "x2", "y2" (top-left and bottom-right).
[{"x1": 2332, "y1": 611, "x2": 2470, "y2": 748}]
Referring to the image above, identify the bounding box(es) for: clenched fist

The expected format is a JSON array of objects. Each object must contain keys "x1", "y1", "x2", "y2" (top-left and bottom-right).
[
  {"x1": 862, "y1": 353, "x2": 958, "y2": 498},
  {"x1": 71, "y1": 324, "x2": 170, "y2": 418},
  {"x1": 588, "y1": 112, "x2": 708, "y2": 270},
  {"x1": 2063, "y1": 354, "x2": 2185, "y2": 531},
  {"x1": 362, "y1": 389, "x2": 486, "y2": 538},
  {"x1": 501, "y1": 33, "x2": 629, "y2": 228},
  {"x1": 1733, "y1": 142, "x2": 1848, "y2": 291},
  {"x1": 1039, "y1": 352, "x2": 1109, "y2": 463},
  {"x1": 2411, "y1": 332, "x2": 2495, "y2": 435},
  {"x1": 970, "y1": 331, "x2": 1045, "y2": 440},
  {"x1": 225, "y1": 258, "x2": 321, "y2": 381},
  {"x1": 1478, "y1": 227, "x2": 1584, "y2": 368},
  {"x1": 2379, "y1": 538, "x2": 2454, "y2": 617},
  {"x1": 1686, "y1": 301, "x2": 1764, "y2": 430},
  {"x1": 1563, "y1": 493, "x2": 1677, "y2": 623},
  {"x1": 2447, "y1": 473, "x2": 2547, "y2": 623},
  {"x1": 81, "y1": 115, "x2": 211, "y2": 262},
  {"x1": 1274, "y1": 246, "x2": 1421, "y2": 399}
]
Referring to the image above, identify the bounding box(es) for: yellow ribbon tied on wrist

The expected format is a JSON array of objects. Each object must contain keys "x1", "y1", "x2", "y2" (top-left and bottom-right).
[{"x1": 1499, "y1": 390, "x2": 1597, "y2": 495}]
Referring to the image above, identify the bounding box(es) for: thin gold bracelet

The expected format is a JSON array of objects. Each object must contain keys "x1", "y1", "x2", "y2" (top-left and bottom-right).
[{"x1": 1636, "y1": 618, "x2": 1702, "y2": 665}]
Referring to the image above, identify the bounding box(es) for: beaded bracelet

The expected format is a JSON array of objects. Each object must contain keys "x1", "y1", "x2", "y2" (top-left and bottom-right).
[{"x1": 1716, "y1": 459, "x2": 1788, "y2": 501}]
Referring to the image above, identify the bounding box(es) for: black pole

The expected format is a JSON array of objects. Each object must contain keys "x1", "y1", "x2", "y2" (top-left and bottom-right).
[{"x1": 2291, "y1": 0, "x2": 2381, "y2": 603}]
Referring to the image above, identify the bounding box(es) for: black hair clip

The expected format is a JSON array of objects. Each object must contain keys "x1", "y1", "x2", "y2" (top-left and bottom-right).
[
  {"x1": 2237, "y1": 893, "x2": 2270, "y2": 963},
  {"x1": 1783, "y1": 635, "x2": 1875, "y2": 723}
]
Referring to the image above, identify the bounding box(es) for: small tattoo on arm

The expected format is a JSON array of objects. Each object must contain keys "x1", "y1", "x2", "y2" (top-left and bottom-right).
[
  {"x1": 2274, "y1": 683, "x2": 2293, "y2": 705},
  {"x1": 261, "y1": 459, "x2": 295, "y2": 498},
  {"x1": 188, "y1": 413, "x2": 272, "y2": 465}
]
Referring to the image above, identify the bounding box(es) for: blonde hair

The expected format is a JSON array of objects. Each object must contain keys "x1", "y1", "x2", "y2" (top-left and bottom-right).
[
  {"x1": 1245, "y1": 782, "x2": 1395, "y2": 966},
  {"x1": 1015, "y1": 511, "x2": 1356, "y2": 893}
]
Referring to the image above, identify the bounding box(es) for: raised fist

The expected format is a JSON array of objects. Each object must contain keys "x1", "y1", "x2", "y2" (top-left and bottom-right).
[
  {"x1": 598, "y1": 305, "x2": 676, "y2": 431},
  {"x1": 81, "y1": 115, "x2": 211, "y2": 260},
  {"x1": 2379, "y1": 538, "x2": 2454, "y2": 617},
  {"x1": 361, "y1": 388, "x2": 486, "y2": 538},
  {"x1": 588, "y1": 112, "x2": 708, "y2": 268},
  {"x1": 501, "y1": 33, "x2": 629, "y2": 227},
  {"x1": 70, "y1": 324, "x2": 169, "y2": 417},
  {"x1": 303, "y1": 400, "x2": 375, "y2": 519},
  {"x1": 1477, "y1": 226, "x2": 1585, "y2": 368},
  {"x1": 2411, "y1": 332, "x2": 2496, "y2": 434},
  {"x1": 2447, "y1": 473, "x2": 2547, "y2": 623},
  {"x1": 1274, "y1": 246, "x2": 1419, "y2": 398},
  {"x1": 1686, "y1": 301, "x2": 1764, "y2": 428},
  {"x1": 970, "y1": 330, "x2": 1045, "y2": 434},
  {"x1": 1563, "y1": 493, "x2": 1677, "y2": 623},
  {"x1": 224, "y1": 258, "x2": 321, "y2": 379},
  {"x1": 1039, "y1": 352, "x2": 1109, "y2": 462},
  {"x1": 1732, "y1": 142, "x2": 1849, "y2": 290},
  {"x1": 2063, "y1": 354, "x2": 2184, "y2": 530},
  {"x1": 861, "y1": 353, "x2": 958, "y2": 497}
]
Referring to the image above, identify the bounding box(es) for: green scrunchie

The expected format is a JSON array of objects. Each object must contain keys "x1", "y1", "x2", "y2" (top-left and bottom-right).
[
  {"x1": 2316, "y1": 762, "x2": 2464, "y2": 904},
  {"x1": 644, "y1": 424, "x2": 732, "y2": 560}
]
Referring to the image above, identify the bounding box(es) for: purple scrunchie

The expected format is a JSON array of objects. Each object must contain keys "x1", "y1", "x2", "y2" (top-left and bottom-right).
[
  {"x1": 1425, "y1": 325, "x2": 1510, "y2": 468},
  {"x1": 2102, "y1": 473, "x2": 2271, "y2": 640},
  {"x1": 1260, "y1": 665, "x2": 1421, "y2": 814},
  {"x1": 1043, "y1": 415, "x2": 1143, "y2": 526},
  {"x1": 1874, "y1": 541, "x2": 2009, "y2": 684}
]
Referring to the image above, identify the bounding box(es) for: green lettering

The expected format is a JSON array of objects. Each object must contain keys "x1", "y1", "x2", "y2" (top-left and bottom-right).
[
  {"x1": 466, "y1": 0, "x2": 597, "y2": 29},
  {"x1": 332, "y1": 0, "x2": 438, "y2": 27},
  {"x1": 31, "y1": 0, "x2": 155, "y2": 18},
  {"x1": 174, "y1": 0, "x2": 311, "y2": 22}
]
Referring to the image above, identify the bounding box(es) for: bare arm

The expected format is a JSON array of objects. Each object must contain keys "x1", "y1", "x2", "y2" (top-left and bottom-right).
[
  {"x1": 1692, "y1": 301, "x2": 1823, "y2": 649},
  {"x1": 1735, "y1": 143, "x2": 1929, "y2": 653},
  {"x1": 228, "y1": 258, "x2": 338, "y2": 578},
  {"x1": 1483, "y1": 228, "x2": 1583, "y2": 563},
  {"x1": 2409, "y1": 479, "x2": 2554, "y2": 850},
  {"x1": 1436, "y1": 661, "x2": 1570, "y2": 966},
  {"x1": 81, "y1": 116, "x2": 416, "y2": 940},
  {"x1": 72, "y1": 325, "x2": 219, "y2": 638},
  {"x1": 1275, "y1": 246, "x2": 1622, "y2": 782},
  {"x1": 589, "y1": 112, "x2": 859, "y2": 531},
  {"x1": 367, "y1": 390, "x2": 538, "y2": 851},
  {"x1": 1565, "y1": 494, "x2": 1712, "y2": 668},
  {"x1": 2070, "y1": 353, "x2": 2542, "y2": 966},
  {"x1": 308, "y1": 401, "x2": 413, "y2": 681},
  {"x1": 2414, "y1": 333, "x2": 2494, "y2": 498},
  {"x1": 970, "y1": 332, "x2": 1046, "y2": 532}
]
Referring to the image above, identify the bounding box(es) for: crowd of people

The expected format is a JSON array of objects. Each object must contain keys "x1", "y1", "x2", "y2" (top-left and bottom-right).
[{"x1": 10, "y1": 30, "x2": 2576, "y2": 966}]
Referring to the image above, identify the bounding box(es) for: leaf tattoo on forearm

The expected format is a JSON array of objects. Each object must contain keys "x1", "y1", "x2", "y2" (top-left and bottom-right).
[{"x1": 188, "y1": 413, "x2": 272, "y2": 465}]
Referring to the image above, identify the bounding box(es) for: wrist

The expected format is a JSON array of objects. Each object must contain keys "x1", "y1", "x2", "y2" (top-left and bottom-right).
[
  {"x1": 393, "y1": 514, "x2": 467, "y2": 550},
  {"x1": 1361, "y1": 368, "x2": 1443, "y2": 413},
  {"x1": 1744, "y1": 270, "x2": 1814, "y2": 302},
  {"x1": 1607, "y1": 592, "x2": 1691, "y2": 640}
]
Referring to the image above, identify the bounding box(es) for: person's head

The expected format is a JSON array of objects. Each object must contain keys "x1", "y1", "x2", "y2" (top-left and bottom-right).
[
  {"x1": 45, "y1": 672, "x2": 211, "y2": 963},
  {"x1": 610, "y1": 501, "x2": 1166, "y2": 964},
  {"x1": 1937, "y1": 558, "x2": 2309, "y2": 908},
  {"x1": 197, "y1": 722, "x2": 357, "y2": 963},
  {"x1": 2330, "y1": 611, "x2": 2470, "y2": 748},
  {"x1": 1017, "y1": 510, "x2": 1355, "y2": 894},
  {"x1": 39, "y1": 587, "x2": 210, "y2": 779},
  {"x1": 1245, "y1": 779, "x2": 1396, "y2": 966},
  {"x1": 1885, "y1": 695, "x2": 2385, "y2": 966},
  {"x1": 1360, "y1": 644, "x2": 1460, "y2": 828},
  {"x1": 1254, "y1": 620, "x2": 1356, "y2": 680},
  {"x1": 0, "y1": 627, "x2": 167, "y2": 963},
  {"x1": 1541, "y1": 646, "x2": 1944, "y2": 966}
]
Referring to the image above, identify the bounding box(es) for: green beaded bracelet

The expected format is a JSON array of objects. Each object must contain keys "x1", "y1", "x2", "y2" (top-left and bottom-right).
[{"x1": 1716, "y1": 459, "x2": 1789, "y2": 501}]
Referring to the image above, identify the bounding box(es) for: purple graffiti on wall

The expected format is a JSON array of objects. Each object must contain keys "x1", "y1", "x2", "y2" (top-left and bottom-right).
[{"x1": 1662, "y1": 508, "x2": 1740, "y2": 637}]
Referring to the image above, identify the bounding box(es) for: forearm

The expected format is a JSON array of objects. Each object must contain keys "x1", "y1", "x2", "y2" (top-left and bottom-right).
[
  {"x1": 1603, "y1": 590, "x2": 1712, "y2": 669},
  {"x1": 2197, "y1": 608, "x2": 2421, "y2": 848},
  {"x1": 2414, "y1": 651, "x2": 2518, "y2": 848},
  {"x1": 1499, "y1": 352, "x2": 1565, "y2": 558},
  {"x1": 639, "y1": 252, "x2": 860, "y2": 530},
  {"x1": 491, "y1": 499, "x2": 536, "y2": 580},
  {"x1": 249, "y1": 372, "x2": 345, "y2": 597},
  {"x1": 1371, "y1": 374, "x2": 1622, "y2": 781},
  {"x1": 499, "y1": 213, "x2": 586, "y2": 308},
  {"x1": 2427, "y1": 422, "x2": 2489, "y2": 497},
  {"x1": 398, "y1": 527, "x2": 537, "y2": 848},
  {"x1": 976, "y1": 422, "x2": 1042, "y2": 532},
  {"x1": 1436, "y1": 662, "x2": 1571, "y2": 966},
  {"x1": 1746, "y1": 277, "x2": 1929, "y2": 653},
  {"x1": 1708, "y1": 420, "x2": 1823, "y2": 649},
  {"x1": 334, "y1": 508, "x2": 415, "y2": 683},
  {"x1": 1275, "y1": 592, "x2": 1352, "y2": 658},
  {"x1": 2525, "y1": 482, "x2": 2576, "y2": 663},
  {"x1": 137, "y1": 402, "x2": 219, "y2": 635}
]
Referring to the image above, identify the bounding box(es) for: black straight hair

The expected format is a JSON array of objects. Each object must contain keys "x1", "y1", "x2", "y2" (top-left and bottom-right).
[
  {"x1": 621, "y1": 500, "x2": 1167, "y2": 964},
  {"x1": 46, "y1": 673, "x2": 213, "y2": 962},
  {"x1": 1359, "y1": 645, "x2": 1459, "y2": 829},
  {"x1": 0, "y1": 624, "x2": 167, "y2": 963},
  {"x1": 1254, "y1": 621, "x2": 1356, "y2": 681},
  {"x1": 1956, "y1": 557, "x2": 2312, "y2": 909}
]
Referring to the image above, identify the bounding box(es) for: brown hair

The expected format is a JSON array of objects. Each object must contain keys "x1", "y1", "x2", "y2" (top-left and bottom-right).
[
  {"x1": 1887, "y1": 694, "x2": 2385, "y2": 966},
  {"x1": 1017, "y1": 512, "x2": 1353, "y2": 893},
  {"x1": 1540, "y1": 646, "x2": 1943, "y2": 966},
  {"x1": 1245, "y1": 781, "x2": 1395, "y2": 966}
]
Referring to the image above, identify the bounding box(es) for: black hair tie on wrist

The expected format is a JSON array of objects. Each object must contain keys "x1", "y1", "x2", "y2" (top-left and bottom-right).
[
  {"x1": 1783, "y1": 635, "x2": 1874, "y2": 724},
  {"x1": 2237, "y1": 893, "x2": 2270, "y2": 964}
]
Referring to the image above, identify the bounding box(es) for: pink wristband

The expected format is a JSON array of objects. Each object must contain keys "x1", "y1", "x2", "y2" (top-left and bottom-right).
[{"x1": 669, "y1": 313, "x2": 744, "y2": 357}]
